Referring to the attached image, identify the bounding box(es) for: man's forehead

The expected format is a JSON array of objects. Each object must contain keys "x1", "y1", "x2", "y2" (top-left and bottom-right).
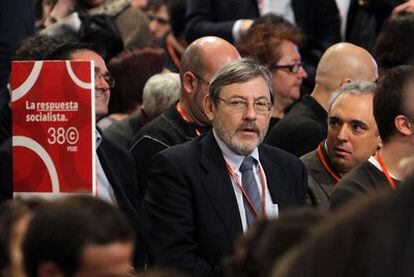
[
  {"x1": 331, "y1": 93, "x2": 372, "y2": 110},
  {"x1": 221, "y1": 77, "x2": 270, "y2": 97}
]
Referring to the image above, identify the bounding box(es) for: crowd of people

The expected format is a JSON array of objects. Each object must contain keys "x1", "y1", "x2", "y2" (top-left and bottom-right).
[{"x1": 2, "y1": 0, "x2": 414, "y2": 276}]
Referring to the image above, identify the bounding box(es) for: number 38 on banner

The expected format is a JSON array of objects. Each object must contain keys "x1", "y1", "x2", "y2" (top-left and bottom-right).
[{"x1": 47, "y1": 127, "x2": 79, "y2": 146}]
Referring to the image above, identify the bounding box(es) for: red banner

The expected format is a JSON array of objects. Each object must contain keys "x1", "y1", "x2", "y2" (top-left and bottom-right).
[{"x1": 11, "y1": 61, "x2": 95, "y2": 196}]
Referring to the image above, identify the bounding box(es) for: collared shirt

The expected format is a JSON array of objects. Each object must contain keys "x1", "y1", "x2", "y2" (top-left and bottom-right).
[
  {"x1": 232, "y1": 0, "x2": 295, "y2": 42},
  {"x1": 96, "y1": 130, "x2": 117, "y2": 205},
  {"x1": 213, "y1": 130, "x2": 278, "y2": 232}
]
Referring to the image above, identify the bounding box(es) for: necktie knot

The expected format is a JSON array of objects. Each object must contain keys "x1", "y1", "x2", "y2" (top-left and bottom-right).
[{"x1": 239, "y1": 156, "x2": 255, "y2": 172}]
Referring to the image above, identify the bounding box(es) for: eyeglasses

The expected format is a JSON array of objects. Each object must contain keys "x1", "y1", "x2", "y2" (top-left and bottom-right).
[
  {"x1": 148, "y1": 15, "x2": 170, "y2": 25},
  {"x1": 217, "y1": 97, "x2": 272, "y2": 115},
  {"x1": 268, "y1": 62, "x2": 304, "y2": 74},
  {"x1": 95, "y1": 70, "x2": 115, "y2": 88}
]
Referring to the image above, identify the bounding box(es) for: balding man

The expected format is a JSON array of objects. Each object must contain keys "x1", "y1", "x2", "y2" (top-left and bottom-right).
[
  {"x1": 265, "y1": 42, "x2": 378, "y2": 157},
  {"x1": 302, "y1": 81, "x2": 381, "y2": 210},
  {"x1": 129, "y1": 36, "x2": 240, "y2": 199}
]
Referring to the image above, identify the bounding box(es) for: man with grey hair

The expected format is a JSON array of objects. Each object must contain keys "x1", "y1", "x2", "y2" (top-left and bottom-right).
[
  {"x1": 301, "y1": 81, "x2": 381, "y2": 210},
  {"x1": 142, "y1": 58, "x2": 308, "y2": 276},
  {"x1": 104, "y1": 72, "x2": 180, "y2": 149}
]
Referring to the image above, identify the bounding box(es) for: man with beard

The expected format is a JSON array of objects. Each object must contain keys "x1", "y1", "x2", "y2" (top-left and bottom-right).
[
  {"x1": 141, "y1": 58, "x2": 308, "y2": 276},
  {"x1": 301, "y1": 81, "x2": 381, "y2": 211}
]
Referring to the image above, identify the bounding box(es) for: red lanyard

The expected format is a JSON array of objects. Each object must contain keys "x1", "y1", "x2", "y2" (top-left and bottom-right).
[
  {"x1": 225, "y1": 160, "x2": 267, "y2": 218},
  {"x1": 176, "y1": 103, "x2": 201, "y2": 136},
  {"x1": 166, "y1": 35, "x2": 181, "y2": 70},
  {"x1": 375, "y1": 152, "x2": 397, "y2": 190},
  {"x1": 317, "y1": 144, "x2": 341, "y2": 182}
]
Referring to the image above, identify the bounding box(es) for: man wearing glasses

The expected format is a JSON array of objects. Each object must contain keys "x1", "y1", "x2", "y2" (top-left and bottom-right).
[
  {"x1": 142, "y1": 58, "x2": 308, "y2": 276},
  {"x1": 46, "y1": 43, "x2": 141, "y2": 242},
  {"x1": 265, "y1": 42, "x2": 378, "y2": 157}
]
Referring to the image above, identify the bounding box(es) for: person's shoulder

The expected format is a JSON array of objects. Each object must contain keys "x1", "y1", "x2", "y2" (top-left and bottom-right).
[
  {"x1": 336, "y1": 160, "x2": 378, "y2": 188},
  {"x1": 330, "y1": 160, "x2": 380, "y2": 210},
  {"x1": 100, "y1": 133, "x2": 131, "y2": 157},
  {"x1": 156, "y1": 135, "x2": 202, "y2": 159},
  {"x1": 300, "y1": 149, "x2": 317, "y2": 164},
  {"x1": 260, "y1": 143, "x2": 304, "y2": 166}
]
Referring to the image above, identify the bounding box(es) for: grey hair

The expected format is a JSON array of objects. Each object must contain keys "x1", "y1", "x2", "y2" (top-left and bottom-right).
[
  {"x1": 208, "y1": 57, "x2": 274, "y2": 104},
  {"x1": 143, "y1": 72, "x2": 181, "y2": 118},
  {"x1": 328, "y1": 80, "x2": 377, "y2": 112}
]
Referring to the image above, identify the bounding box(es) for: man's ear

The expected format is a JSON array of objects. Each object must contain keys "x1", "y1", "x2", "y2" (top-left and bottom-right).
[
  {"x1": 339, "y1": 78, "x2": 352, "y2": 87},
  {"x1": 395, "y1": 115, "x2": 413, "y2": 136},
  {"x1": 37, "y1": 262, "x2": 63, "y2": 277},
  {"x1": 182, "y1": 71, "x2": 197, "y2": 97},
  {"x1": 204, "y1": 94, "x2": 214, "y2": 122}
]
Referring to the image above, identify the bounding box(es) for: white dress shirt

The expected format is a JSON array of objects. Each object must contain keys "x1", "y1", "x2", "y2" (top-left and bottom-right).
[
  {"x1": 96, "y1": 130, "x2": 117, "y2": 205},
  {"x1": 213, "y1": 131, "x2": 279, "y2": 232}
]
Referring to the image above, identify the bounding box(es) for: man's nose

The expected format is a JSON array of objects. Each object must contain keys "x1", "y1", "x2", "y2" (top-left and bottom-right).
[
  {"x1": 242, "y1": 102, "x2": 257, "y2": 121},
  {"x1": 337, "y1": 124, "x2": 350, "y2": 141}
]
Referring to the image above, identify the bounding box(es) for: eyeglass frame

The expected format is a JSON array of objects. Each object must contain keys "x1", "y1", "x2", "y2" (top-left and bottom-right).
[
  {"x1": 216, "y1": 96, "x2": 272, "y2": 115},
  {"x1": 94, "y1": 68, "x2": 115, "y2": 88},
  {"x1": 268, "y1": 61, "x2": 304, "y2": 74}
]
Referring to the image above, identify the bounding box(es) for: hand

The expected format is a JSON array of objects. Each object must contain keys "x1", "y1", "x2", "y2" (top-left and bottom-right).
[
  {"x1": 51, "y1": 0, "x2": 77, "y2": 19},
  {"x1": 393, "y1": 0, "x2": 414, "y2": 14},
  {"x1": 131, "y1": 0, "x2": 148, "y2": 9},
  {"x1": 239, "y1": 19, "x2": 253, "y2": 36}
]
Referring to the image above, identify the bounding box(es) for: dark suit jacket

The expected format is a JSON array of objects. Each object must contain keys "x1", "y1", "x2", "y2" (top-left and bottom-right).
[
  {"x1": 0, "y1": 0, "x2": 35, "y2": 90},
  {"x1": 97, "y1": 134, "x2": 140, "y2": 225},
  {"x1": 142, "y1": 131, "x2": 308, "y2": 276},
  {"x1": 186, "y1": 0, "x2": 340, "y2": 45},
  {"x1": 265, "y1": 95, "x2": 327, "y2": 157},
  {"x1": 185, "y1": 0, "x2": 340, "y2": 93},
  {"x1": 300, "y1": 143, "x2": 339, "y2": 211}
]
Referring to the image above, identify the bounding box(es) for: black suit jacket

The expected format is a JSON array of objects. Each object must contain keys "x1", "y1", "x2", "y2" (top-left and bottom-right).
[
  {"x1": 142, "y1": 131, "x2": 308, "y2": 276},
  {"x1": 97, "y1": 134, "x2": 140, "y2": 225},
  {"x1": 186, "y1": 0, "x2": 340, "y2": 46},
  {"x1": 0, "y1": 0, "x2": 35, "y2": 90},
  {"x1": 265, "y1": 95, "x2": 328, "y2": 157},
  {"x1": 185, "y1": 0, "x2": 340, "y2": 93}
]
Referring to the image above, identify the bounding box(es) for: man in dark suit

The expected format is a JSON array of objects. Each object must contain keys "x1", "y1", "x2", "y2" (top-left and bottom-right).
[
  {"x1": 142, "y1": 58, "x2": 308, "y2": 276},
  {"x1": 301, "y1": 81, "x2": 380, "y2": 211},
  {"x1": 46, "y1": 43, "x2": 140, "y2": 234}
]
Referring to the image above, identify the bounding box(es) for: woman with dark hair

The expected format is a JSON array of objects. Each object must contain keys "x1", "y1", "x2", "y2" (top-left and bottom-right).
[
  {"x1": 374, "y1": 12, "x2": 414, "y2": 77},
  {"x1": 237, "y1": 14, "x2": 307, "y2": 128},
  {"x1": 98, "y1": 46, "x2": 165, "y2": 130}
]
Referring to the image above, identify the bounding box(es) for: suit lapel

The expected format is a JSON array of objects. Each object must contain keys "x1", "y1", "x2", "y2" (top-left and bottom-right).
[
  {"x1": 96, "y1": 139, "x2": 123, "y2": 206},
  {"x1": 199, "y1": 132, "x2": 243, "y2": 241},
  {"x1": 259, "y1": 147, "x2": 282, "y2": 204}
]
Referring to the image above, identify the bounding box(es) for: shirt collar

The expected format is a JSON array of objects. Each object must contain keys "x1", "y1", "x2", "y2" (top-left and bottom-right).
[
  {"x1": 95, "y1": 129, "x2": 102, "y2": 149},
  {"x1": 213, "y1": 129, "x2": 259, "y2": 173}
]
